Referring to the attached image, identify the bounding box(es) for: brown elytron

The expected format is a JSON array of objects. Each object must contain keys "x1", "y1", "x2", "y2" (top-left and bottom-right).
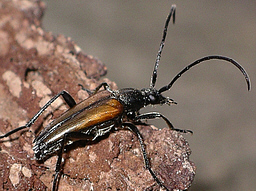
[{"x1": 0, "y1": 4, "x2": 250, "y2": 191}]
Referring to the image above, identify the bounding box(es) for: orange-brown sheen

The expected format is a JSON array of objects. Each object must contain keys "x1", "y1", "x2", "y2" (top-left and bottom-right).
[
  {"x1": 76, "y1": 98, "x2": 124, "y2": 130},
  {"x1": 43, "y1": 98, "x2": 124, "y2": 144}
]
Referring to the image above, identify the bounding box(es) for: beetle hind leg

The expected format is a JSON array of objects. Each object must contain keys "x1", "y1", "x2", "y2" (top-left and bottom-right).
[
  {"x1": 53, "y1": 131, "x2": 95, "y2": 191},
  {"x1": 61, "y1": 91, "x2": 76, "y2": 108},
  {"x1": 0, "y1": 91, "x2": 76, "y2": 139}
]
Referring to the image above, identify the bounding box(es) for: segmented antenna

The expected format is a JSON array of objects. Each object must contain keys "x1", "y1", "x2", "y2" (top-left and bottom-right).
[
  {"x1": 158, "y1": 55, "x2": 251, "y2": 93},
  {"x1": 150, "y1": 4, "x2": 176, "y2": 88}
]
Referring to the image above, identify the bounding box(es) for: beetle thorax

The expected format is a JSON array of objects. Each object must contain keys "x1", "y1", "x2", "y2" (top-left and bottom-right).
[
  {"x1": 116, "y1": 88, "x2": 145, "y2": 112},
  {"x1": 115, "y1": 88, "x2": 174, "y2": 114}
]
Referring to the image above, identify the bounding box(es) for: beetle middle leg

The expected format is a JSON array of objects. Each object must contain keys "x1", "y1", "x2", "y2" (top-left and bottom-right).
[
  {"x1": 122, "y1": 122, "x2": 169, "y2": 191},
  {"x1": 79, "y1": 82, "x2": 113, "y2": 95},
  {"x1": 135, "y1": 112, "x2": 193, "y2": 134},
  {"x1": 0, "y1": 91, "x2": 76, "y2": 139}
]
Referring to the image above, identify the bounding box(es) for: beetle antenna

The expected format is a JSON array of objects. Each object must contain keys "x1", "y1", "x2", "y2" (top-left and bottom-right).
[
  {"x1": 150, "y1": 4, "x2": 176, "y2": 88},
  {"x1": 158, "y1": 55, "x2": 251, "y2": 93}
]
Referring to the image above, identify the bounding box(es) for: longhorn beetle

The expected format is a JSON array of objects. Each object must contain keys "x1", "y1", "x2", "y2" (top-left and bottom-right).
[{"x1": 0, "y1": 4, "x2": 251, "y2": 191}]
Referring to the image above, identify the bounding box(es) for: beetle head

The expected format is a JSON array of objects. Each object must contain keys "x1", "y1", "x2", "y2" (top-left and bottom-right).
[{"x1": 141, "y1": 88, "x2": 176, "y2": 106}]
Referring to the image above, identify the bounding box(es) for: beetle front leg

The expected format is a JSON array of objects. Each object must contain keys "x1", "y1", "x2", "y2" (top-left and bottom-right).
[
  {"x1": 0, "y1": 91, "x2": 76, "y2": 139},
  {"x1": 53, "y1": 131, "x2": 95, "y2": 191},
  {"x1": 135, "y1": 112, "x2": 193, "y2": 134},
  {"x1": 122, "y1": 122, "x2": 169, "y2": 191}
]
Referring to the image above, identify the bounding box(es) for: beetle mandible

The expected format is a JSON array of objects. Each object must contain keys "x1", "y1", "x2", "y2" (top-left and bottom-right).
[{"x1": 0, "y1": 4, "x2": 251, "y2": 191}]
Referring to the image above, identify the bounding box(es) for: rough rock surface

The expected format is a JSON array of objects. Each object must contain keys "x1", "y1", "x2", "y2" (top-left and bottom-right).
[{"x1": 0, "y1": 0, "x2": 195, "y2": 190}]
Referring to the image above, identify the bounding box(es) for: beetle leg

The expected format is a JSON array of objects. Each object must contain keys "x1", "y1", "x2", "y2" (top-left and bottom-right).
[
  {"x1": 53, "y1": 131, "x2": 95, "y2": 191},
  {"x1": 0, "y1": 91, "x2": 76, "y2": 139},
  {"x1": 122, "y1": 122, "x2": 169, "y2": 191},
  {"x1": 79, "y1": 82, "x2": 113, "y2": 95},
  {"x1": 62, "y1": 91, "x2": 76, "y2": 108},
  {"x1": 135, "y1": 112, "x2": 193, "y2": 134},
  {"x1": 92, "y1": 82, "x2": 113, "y2": 94},
  {"x1": 78, "y1": 83, "x2": 93, "y2": 95}
]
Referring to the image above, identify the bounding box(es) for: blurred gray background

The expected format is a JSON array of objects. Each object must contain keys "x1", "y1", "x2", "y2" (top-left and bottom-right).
[{"x1": 42, "y1": 1, "x2": 255, "y2": 190}]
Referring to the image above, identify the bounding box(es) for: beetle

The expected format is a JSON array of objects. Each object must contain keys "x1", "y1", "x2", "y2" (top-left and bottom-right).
[{"x1": 0, "y1": 4, "x2": 251, "y2": 191}]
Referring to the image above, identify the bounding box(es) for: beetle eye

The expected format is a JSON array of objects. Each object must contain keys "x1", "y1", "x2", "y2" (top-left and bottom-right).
[{"x1": 149, "y1": 94, "x2": 156, "y2": 102}]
